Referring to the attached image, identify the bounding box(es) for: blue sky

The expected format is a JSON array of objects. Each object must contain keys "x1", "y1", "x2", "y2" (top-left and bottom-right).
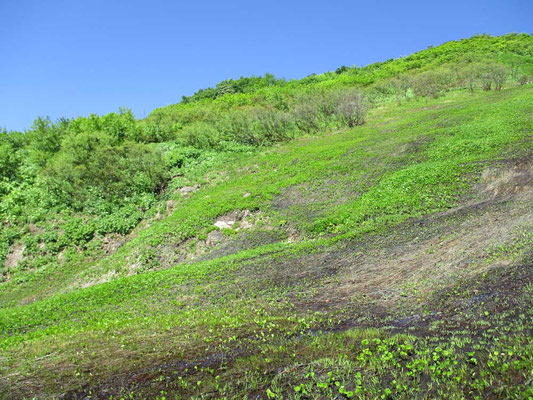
[{"x1": 1, "y1": 0, "x2": 531, "y2": 131}]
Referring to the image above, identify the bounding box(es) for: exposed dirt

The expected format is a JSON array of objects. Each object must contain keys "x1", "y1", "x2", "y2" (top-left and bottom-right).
[
  {"x1": 479, "y1": 156, "x2": 533, "y2": 200},
  {"x1": 213, "y1": 209, "x2": 254, "y2": 230},
  {"x1": 100, "y1": 233, "x2": 128, "y2": 255},
  {"x1": 60, "y1": 347, "x2": 248, "y2": 400},
  {"x1": 3, "y1": 242, "x2": 24, "y2": 269},
  {"x1": 287, "y1": 156, "x2": 533, "y2": 311},
  {"x1": 59, "y1": 261, "x2": 533, "y2": 400}
]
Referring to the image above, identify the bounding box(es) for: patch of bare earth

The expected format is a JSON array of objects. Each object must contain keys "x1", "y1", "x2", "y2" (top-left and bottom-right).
[
  {"x1": 291, "y1": 156, "x2": 533, "y2": 311},
  {"x1": 154, "y1": 209, "x2": 287, "y2": 268},
  {"x1": 3, "y1": 243, "x2": 25, "y2": 271}
]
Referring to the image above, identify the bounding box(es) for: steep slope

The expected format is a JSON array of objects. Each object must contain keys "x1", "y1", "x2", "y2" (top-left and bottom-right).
[{"x1": 0, "y1": 34, "x2": 532, "y2": 399}]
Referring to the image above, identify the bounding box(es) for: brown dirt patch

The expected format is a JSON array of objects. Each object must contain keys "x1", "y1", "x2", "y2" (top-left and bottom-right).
[{"x1": 3, "y1": 243, "x2": 25, "y2": 269}]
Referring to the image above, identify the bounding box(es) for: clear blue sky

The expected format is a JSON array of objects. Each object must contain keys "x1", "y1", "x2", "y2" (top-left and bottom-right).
[{"x1": 1, "y1": 0, "x2": 531, "y2": 131}]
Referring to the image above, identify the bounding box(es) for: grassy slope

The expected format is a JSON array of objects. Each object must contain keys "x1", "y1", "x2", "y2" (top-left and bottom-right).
[
  {"x1": 0, "y1": 80, "x2": 532, "y2": 399},
  {"x1": 2, "y1": 34, "x2": 532, "y2": 305}
]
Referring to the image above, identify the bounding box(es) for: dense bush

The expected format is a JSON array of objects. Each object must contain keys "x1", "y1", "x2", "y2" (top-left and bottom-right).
[
  {"x1": 518, "y1": 74, "x2": 530, "y2": 85},
  {"x1": 222, "y1": 110, "x2": 257, "y2": 146},
  {"x1": 180, "y1": 122, "x2": 222, "y2": 149},
  {"x1": 41, "y1": 132, "x2": 167, "y2": 208},
  {"x1": 181, "y1": 73, "x2": 285, "y2": 103},
  {"x1": 411, "y1": 70, "x2": 453, "y2": 99},
  {"x1": 0, "y1": 142, "x2": 19, "y2": 181},
  {"x1": 293, "y1": 103, "x2": 321, "y2": 133},
  {"x1": 333, "y1": 89, "x2": 368, "y2": 127},
  {"x1": 478, "y1": 63, "x2": 508, "y2": 91},
  {"x1": 25, "y1": 117, "x2": 69, "y2": 169},
  {"x1": 252, "y1": 108, "x2": 295, "y2": 143},
  {"x1": 389, "y1": 75, "x2": 412, "y2": 103}
]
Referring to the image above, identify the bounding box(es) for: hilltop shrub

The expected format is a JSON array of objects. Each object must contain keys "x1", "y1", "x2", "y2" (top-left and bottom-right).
[
  {"x1": 25, "y1": 117, "x2": 69, "y2": 169},
  {"x1": 99, "y1": 108, "x2": 137, "y2": 141},
  {"x1": 182, "y1": 73, "x2": 285, "y2": 103}
]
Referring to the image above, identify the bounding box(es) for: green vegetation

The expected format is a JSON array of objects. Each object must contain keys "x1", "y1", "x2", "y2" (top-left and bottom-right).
[{"x1": 0, "y1": 33, "x2": 532, "y2": 399}]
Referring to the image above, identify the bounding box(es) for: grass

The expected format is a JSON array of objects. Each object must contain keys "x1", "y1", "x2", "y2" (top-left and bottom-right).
[{"x1": 0, "y1": 85, "x2": 532, "y2": 399}]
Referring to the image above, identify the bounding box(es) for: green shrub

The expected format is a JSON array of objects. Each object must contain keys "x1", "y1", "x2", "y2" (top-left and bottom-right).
[
  {"x1": 180, "y1": 122, "x2": 222, "y2": 150},
  {"x1": 479, "y1": 64, "x2": 508, "y2": 91},
  {"x1": 252, "y1": 108, "x2": 295, "y2": 143},
  {"x1": 42, "y1": 131, "x2": 167, "y2": 208},
  {"x1": 163, "y1": 145, "x2": 203, "y2": 169},
  {"x1": 334, "y1": 89, "x2": 368, "y2": 127},
  {"x1": 412, "y1": 70, "x2": 453, "y2": 99},
  {"x1": 518, "y1": 74, "x2": 529, "y2": 85},
  {"x1": 292, "y1": 103, "x2": 321, "y2": 133},
  {"x1": 0, "y1": 143, "x2": 19, "y2": 181},
  {"x1": 25, "y1": 117, "x2": 69, "y2": 169},
  {"x1": 389, "y1": 75, "x2": 413, "y2": 103},
  {"x1": 221, "y1": 111, "x2": 257, "y2": 146}
]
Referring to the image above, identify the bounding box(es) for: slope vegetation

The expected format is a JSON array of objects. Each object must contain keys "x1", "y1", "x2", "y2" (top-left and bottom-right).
[{"x1": 0, "y1": 34, "x2": 532, "y2": 399}]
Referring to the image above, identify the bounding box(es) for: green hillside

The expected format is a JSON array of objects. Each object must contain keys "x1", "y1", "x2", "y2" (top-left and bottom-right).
[{"x1": 0, "y1": 33, "x2": 532, "y2": 399}]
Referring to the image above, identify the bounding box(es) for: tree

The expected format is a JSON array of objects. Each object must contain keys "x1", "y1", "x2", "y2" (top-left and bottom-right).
[
  {"x1": 518, "y1": 74, "x2": 530, "y2": 85},
  {"x1": 479, "y1": 64, "x2": 508, "y2": 91},
  {"x1": 491, "y1": 64, "x2": 507, "y2": 90},
  {"x1": 26, "y1": 116, "x2": 65, "y2": 168},
  {"x1": 335, "y1": 65, "x2": 350, "y2": 74},
  {"x1": 462, "y1": 63, "x2": 482, "y2": 92}
]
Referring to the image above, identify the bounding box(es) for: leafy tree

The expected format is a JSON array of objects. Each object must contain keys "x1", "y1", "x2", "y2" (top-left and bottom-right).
[
  {"x1": 518, "y1": 74, "x2": 530, "y2": 85},
  {"x1": 412, "y1": 70, "x2": 453, "y2": 99},
  {"x1": 335, "y1": 65, "x2": 350, "y2": 74},
  {"x1": 0, "y1": 142, "x2": 18, "y2": 180},
  {"x1": 26, "y1": 116, "x2": 68, "y2": 169},
  {"x1": 491, "y1": 64, "x2": 508, "y2": 90}
]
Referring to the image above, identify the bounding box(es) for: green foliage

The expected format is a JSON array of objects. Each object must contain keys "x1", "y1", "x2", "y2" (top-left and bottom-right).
[
  {"x1": 411, "y1": 70, "x2": 454, "y2": 99},
  {"x1": 180, "y1": 121, "x2": 222, "y2": 149},
  {"x1": 0, "y1": 142, "x2": 18, "y2": 182},
  {"x1": 181, "y1": 73, "x2": 286, "y2": 103},
  {"x1": 333, "y1": 89, "x2": 369, "y2": 126},
  {"x1": 25, "y1": 116, "x2": 69, "y2": 169},
  {"x1": 42, "y1": 133, "x2": 167, "y2": 208}
]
